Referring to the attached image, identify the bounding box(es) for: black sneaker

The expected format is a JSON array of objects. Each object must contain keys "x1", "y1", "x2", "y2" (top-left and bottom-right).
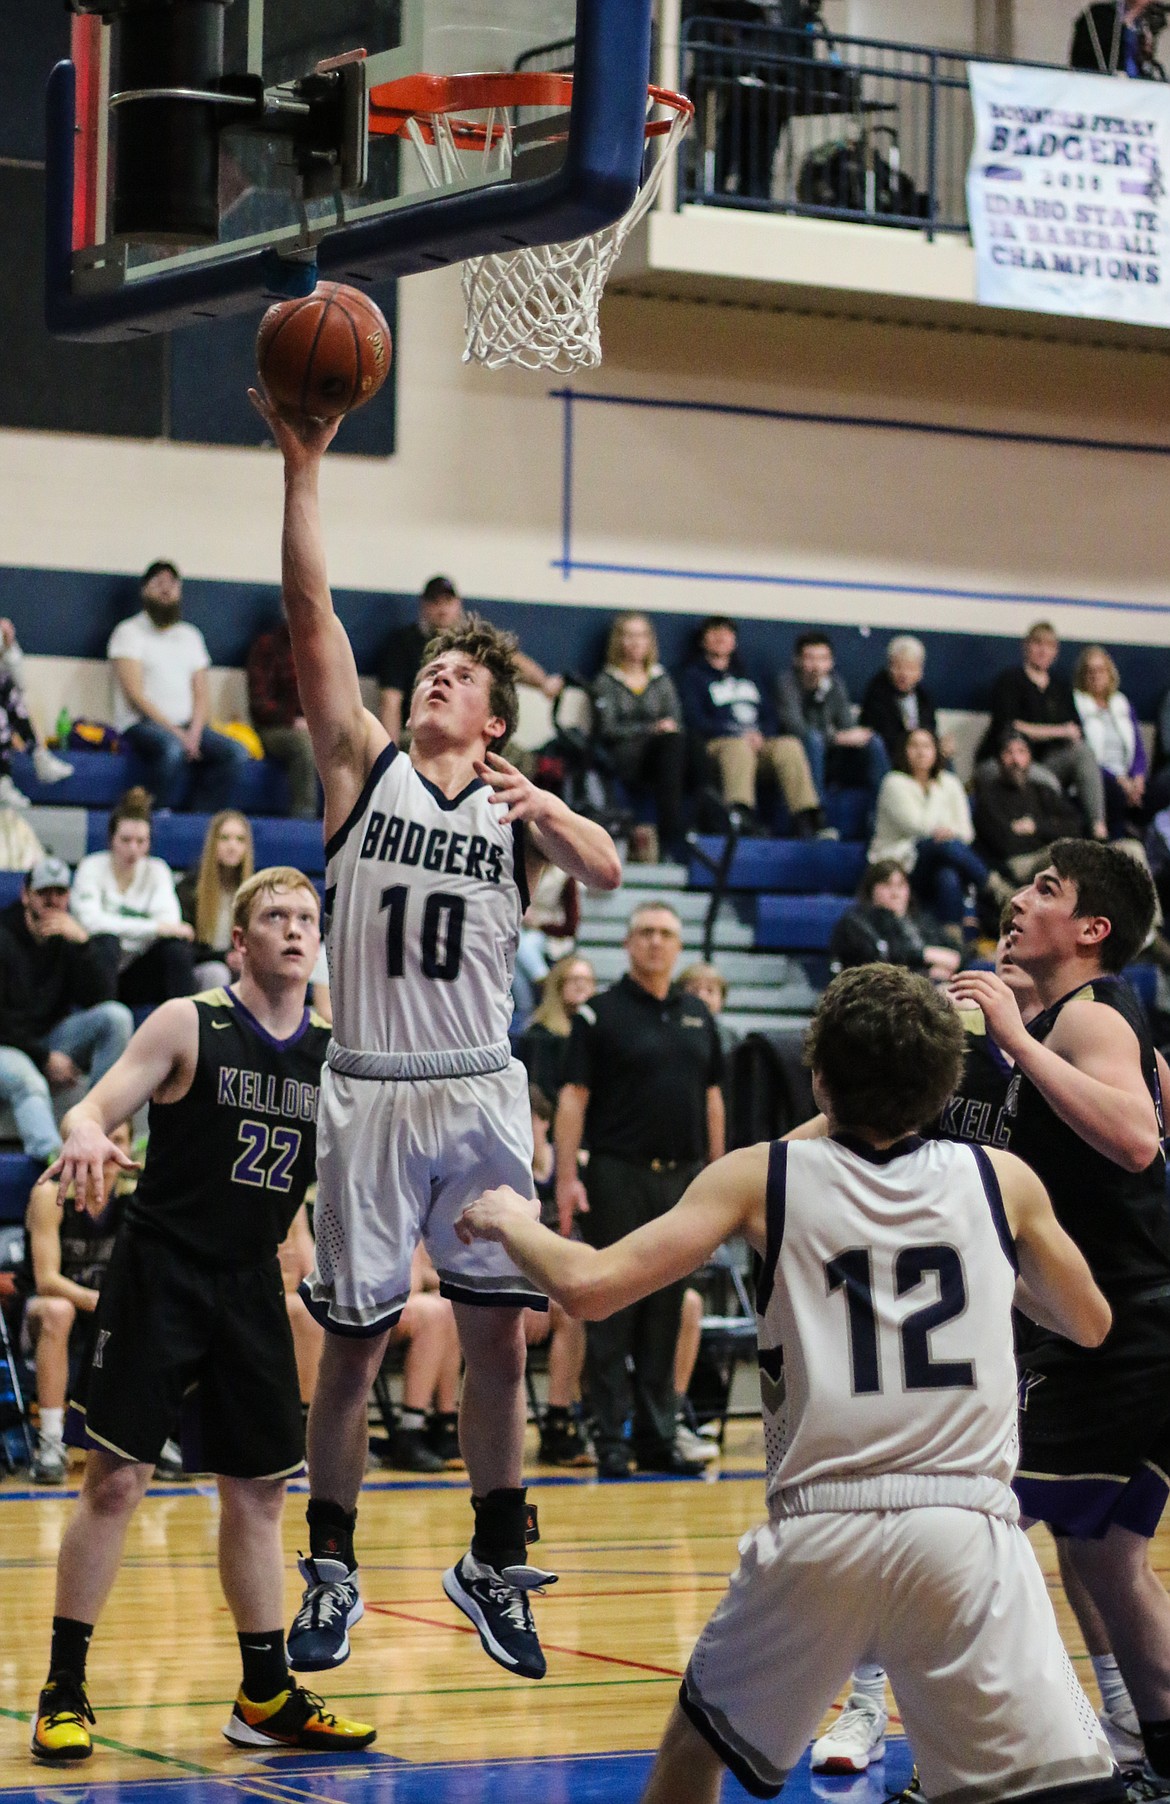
[
  {"x1": 635, "y1": 1445, "x2": 709, "y2": 1477},
  {"x1": 441, "y1": 1552, "x2": 556, "y2": 1680},
  {"x1": 427, "y1": 1412, "x2": 462, "y2": 1466},
  {"x1": 287, "y1": 1555, "x2": 363, "y2": 1672},
  {"x1": 382, "y1": 1425, "x2": 445, "y2": 1473},
  {"x1": 538, "y1": 1412, "x2": 595, "y2": 1468},
  {"x1": 596, "y1": 1448, "x2": 631, "y2": 1479}
]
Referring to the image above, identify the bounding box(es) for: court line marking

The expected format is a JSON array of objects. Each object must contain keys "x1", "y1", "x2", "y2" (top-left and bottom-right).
[
  {"x1": 0, "y1": 1705, "x2": 215, "y2": 1776},
  {"x1": 363, "y1": 1603, "x2": 686, "y2": 1676}
]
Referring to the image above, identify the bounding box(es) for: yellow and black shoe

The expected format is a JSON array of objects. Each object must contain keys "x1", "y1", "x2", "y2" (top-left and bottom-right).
[
  {"x1": 222, "y1": 1685, "x2": 376, "y2": 1752},
  {"x1": 30, "y1": 1673, "x2": 95, "y2": 1763}
]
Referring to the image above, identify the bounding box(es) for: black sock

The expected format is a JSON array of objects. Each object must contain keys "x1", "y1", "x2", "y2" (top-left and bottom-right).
[
  {"x1": 543, "y1": 1406, "x2": 569, "y2": 1425},
  {"x1": 471, "y1": 1487, "x2": 530, "y2": 1572},
  {"x1": 48, "y1": 1616, "x2": 93, "y2": 1688},
  {"x1": 1140, "y1": 1718, "x2": 1170, "y2": 1778},
  {"x1": 306, "y1": 1498, "x2": 357, "y2": 1572},
  {"x1": 237, "y1": 1630, "x2": 289, "y2": 1703}
]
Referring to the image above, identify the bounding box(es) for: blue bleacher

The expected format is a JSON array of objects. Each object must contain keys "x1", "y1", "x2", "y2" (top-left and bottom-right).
[
  {"x1": 0, "y1": 1153, "x2": 42, "y2": 1224},
  {"x1": 756, "y1": 893, "x2": 851, "y2": 951},
  {"x1": 11, "y1": 748, "x2": 291, "y2": 815},
  {"x1": 84, "y1": 810, "x2": 325, "y2": 875},
  {"x1": 689, "y1": 837, "x2": 865, "y2": 894}
]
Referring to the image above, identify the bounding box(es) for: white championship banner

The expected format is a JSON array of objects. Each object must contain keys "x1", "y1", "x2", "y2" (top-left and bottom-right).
[{"x1": 966, "y1": 61, "x2": 1170, "y2": 328}]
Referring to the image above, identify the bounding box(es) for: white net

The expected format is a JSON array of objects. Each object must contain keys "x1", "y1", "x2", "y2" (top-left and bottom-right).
[{"x1": 398, "y1": 87, "x2": 691, "y2": 372}]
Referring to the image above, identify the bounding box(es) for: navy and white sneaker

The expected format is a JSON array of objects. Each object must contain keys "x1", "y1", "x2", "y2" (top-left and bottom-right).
[
  {"x1": 442, "y1": 1553, "x2": 556, "y2": 1680},
  {"x1": 287, "y1": 1555, "x2": 363, "y2": 1672}
]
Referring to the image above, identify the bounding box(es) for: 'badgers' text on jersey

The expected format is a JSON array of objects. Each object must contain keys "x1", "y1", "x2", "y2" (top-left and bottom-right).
[{"x1": 324, "y1": 744, "x2": 529, "y2": 1058}]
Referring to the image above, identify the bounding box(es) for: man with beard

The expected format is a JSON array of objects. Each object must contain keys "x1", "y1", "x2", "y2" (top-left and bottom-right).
[
  {"x1": 107, "y1": 560, "x2": 249, "y2": 810},
  {"x1": 973, "y1": 732, "x2": 1082, "y2": 890}
]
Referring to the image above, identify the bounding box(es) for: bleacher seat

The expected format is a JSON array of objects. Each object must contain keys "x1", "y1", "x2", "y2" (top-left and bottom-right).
[
  {"x1": 823, "y1": 788, "x2": 872, "y2": 841},
  {"x1": 689, "y1": 837, "x2": 865, "y2": 894},
  {"x1": 85, "y1": 811, "x2": 325, "y2": 875},
  {"x1": 0, "y1": 872, "x2": 24, "y2": 912},
  {"x1": 756, "y1": 893, "x2": 851, "y2": 951},
  {"x1": 11, "y1": 748, "x2": 291, "y2": 816},
  {"x1": 0, "y1": 1154, "x2": 41, "y2": 1225}
]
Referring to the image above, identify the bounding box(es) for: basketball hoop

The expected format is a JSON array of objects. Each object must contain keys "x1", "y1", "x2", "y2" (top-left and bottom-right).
[{"x1": 369, "y1": 73, "x2": 693, "y2": 372}]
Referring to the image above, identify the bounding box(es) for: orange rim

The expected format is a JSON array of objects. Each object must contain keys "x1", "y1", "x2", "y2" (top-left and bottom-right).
[{"x1": 368, "y1": 71, "x2": 692, "y2": 148}]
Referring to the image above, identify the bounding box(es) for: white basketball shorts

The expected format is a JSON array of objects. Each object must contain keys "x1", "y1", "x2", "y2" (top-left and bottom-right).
[
  {"x1": 305, "y1": 1056, "x2": 545, "y2": 1334},
  {"x1": 681, "y1": 1506, "x2": 1114, "y2": 1803}
]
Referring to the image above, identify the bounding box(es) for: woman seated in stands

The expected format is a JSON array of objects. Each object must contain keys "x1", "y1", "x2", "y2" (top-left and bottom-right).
[
  {"x1": 518, "y1": 953, "x2": 597, "y2": 1103},
  {"x1": 590, "y1": 612, "x2": 686, "y2": 864},
  {"x1": 1073, "y1": 644, "x2": 1147, "y2": 838},
  {"x1": 829, "y1": 857, "x2": 959, "y2": 984},
  {"x1": 177, "y1": 810, "x2": 255, "y2": 990},
  {"x1": 17, "y1": 1121, "x2": 134, "y2": 1485},
  {"x1": 868, "y1": 728, "x2": 990, "y2": 940},
  {"x1": 70, "y1": 787, "x2": 196, "y2": 1005}
]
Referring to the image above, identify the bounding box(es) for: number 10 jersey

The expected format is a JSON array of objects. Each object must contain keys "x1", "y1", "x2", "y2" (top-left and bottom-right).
[
  {"x1": 324, "y1": 744, "x2": 528, "y2": 1075},
  {"x1": 758, "y1": 1133, "x2": 1021, "y2": 1519}
]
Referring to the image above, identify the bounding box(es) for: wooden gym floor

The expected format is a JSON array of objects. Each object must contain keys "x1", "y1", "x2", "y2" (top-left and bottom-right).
[{"x1": 0, "y1": 1417, "x2": 1154, "y2": 1803}]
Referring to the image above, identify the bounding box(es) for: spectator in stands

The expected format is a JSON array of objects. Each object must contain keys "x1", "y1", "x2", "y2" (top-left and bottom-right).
[
  {"x1": 177, "y1": 811, "x2": 255, "y2": 989},
  {"x1": 973, "y1": 731, "x2": 1084, "y2": 888},
  {"x1": 381, "y1": 1246, "x2": 464, "y2": 1473},
  {"x1": 0, "y1": 618, "x2": 72, "y2": 809},
  {"x1": 107, "y1": 560, "x2": 249, "y2": 810},
  {"x1": 16, "y1": 1121, "x2": 134, "y2": 1484},
  {"x1": 828, "y1": 858, "x2": 959, "y2": 984},
  {"x1": 859, "y1": 634, "x2": 955, "y2": 766},
  {"x1": 590, "y1": 612, "x2": 687, "y2": 863},
  {"x1": 0, "y1": 859, "x2": 132, "y2": 1165},
  {"x1": 869, "y1": 727, "x2": 989, "y2": 937},
  {"x1": 245, "y1": 616, "x2": 319, "y2": 820},
  {"x1": 977, "y1": 621, "x2": 1108, "y2": 839},
  {"x1": 1070, "y1": 1, "x2": 1160, "y2": 76},
  {"x1": 518, "y1": 954, "x2": 597, "y2": 1105},
  {"x1": 527, "y1": 1084, "x2": 593, "y2": 1468},
  {"x1": 278, "y1": 1203, "x2": 323, "y2": 1412},
  {"x1": 1073, "y1": 645, "x2": 1147, "y2": 838},
  {"x1": 377, "y1": 575, "x2": 564, "y2": 743},
  {"x1": 680, "y1": 617, "x2": 825, "y2": 837},
  {"x1": 71, "y1": 788, "x2": 197, "y2": 1005},
  {"x1": 776, "y1": 630, "x2": 890, "y2": 808}
]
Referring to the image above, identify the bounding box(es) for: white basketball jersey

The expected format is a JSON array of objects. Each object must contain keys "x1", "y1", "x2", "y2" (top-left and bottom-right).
[
  {"x1": 324, "y1": 745, "x2": 526, "y2": 1067},
  {"x1": 758, "y1": 1134, "x2": 1020, "y2": 1513}
]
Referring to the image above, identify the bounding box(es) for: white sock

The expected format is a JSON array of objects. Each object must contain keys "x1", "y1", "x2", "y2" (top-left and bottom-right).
[
  {"x1": 1091, "y1": 1653, "x2": 1132, "y2": 1719},
  {"x1": 39, "y1": 1408, "x2": 64, "y2": 1445},
  {"x1": 852, "y1": 1665, "x2": 887, "y2": 1710},
  {"x1": 398, "y1": 1408, "x2": 426, "y2": 1433}
]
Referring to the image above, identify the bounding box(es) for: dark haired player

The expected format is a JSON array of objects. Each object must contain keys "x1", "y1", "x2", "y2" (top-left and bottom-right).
[
  {"x1": 949, "y1": 839, "x2": 1170, "y2": 1780},
  {"x1": 251, "y1": 393, "x2": 621, "y2": 1684},
  {"x1": 29, "y1": 869, "x2": 375, "y2": 1764},
  {"x1": 456, "y1": 964, "x2": 1119, "y2": 1804}
]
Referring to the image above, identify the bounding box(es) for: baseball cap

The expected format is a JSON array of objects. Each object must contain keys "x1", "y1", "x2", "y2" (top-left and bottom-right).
[
  {"x1": 27, "y1": 856, "x2": 72, "y2": 892},
  {"x1": 421, "y1": 575, "x2": 458, "y2": 602}
]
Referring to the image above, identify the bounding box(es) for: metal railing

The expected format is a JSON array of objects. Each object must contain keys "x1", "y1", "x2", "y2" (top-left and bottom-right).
[{"x1": 676, "y1": 18, "x2": 1056, "y2": 238}]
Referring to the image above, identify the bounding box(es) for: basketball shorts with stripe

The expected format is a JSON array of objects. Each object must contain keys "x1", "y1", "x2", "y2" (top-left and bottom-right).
[
  {"x1": 680, "y1": 1506, "x2": 1114, "y2": 1804},
  {"x1": 304, "y1": 1056, "x2": 547, "y2": 1336},
  {"x1": 66, "y1": 1227, "x2": 303, "y2": 1479}
]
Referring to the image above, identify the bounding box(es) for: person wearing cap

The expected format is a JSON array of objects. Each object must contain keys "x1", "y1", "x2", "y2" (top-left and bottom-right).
[
  {"x1": 0, "y1": 859, "x2": 132, "y2": 1162},
  {"x1": 107, "y1": 560, "x2": 250, "y2": 811},
  {"x1": 376, "y1": 575, "x2": 565, "y2": 744}
]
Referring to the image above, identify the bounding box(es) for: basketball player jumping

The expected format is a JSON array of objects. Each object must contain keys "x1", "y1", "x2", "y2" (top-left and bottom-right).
[
  {"x1": 30, "y1": 869, "x2": 376, "y2": 1763},
  {"x1": 250, "y1": 391, "x2": 621, "y2": 1682},
  {"x1": 457, "y1": 963, "x2": 1122, "y2": 1803}
]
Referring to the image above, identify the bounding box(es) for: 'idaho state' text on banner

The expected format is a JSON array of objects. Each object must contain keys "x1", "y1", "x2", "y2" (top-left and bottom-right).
[{"x1": 966, "y1": 60, "x2": 1170, "y2": 329}]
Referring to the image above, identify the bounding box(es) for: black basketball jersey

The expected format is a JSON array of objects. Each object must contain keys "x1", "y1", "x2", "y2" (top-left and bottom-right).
[
  {"x1": 125, "y1": 988, "x2": 329, "y2": 1270},
  {"x1": 1005, "y1": 976, "x2": 1170, "y2": 1299},
  {"x1": 935, "y1": 1020, "x2": 1015, "y2": 1149},
  {"x1": 16, "y1": 1184, "x2": 129, "y2": 1298}
]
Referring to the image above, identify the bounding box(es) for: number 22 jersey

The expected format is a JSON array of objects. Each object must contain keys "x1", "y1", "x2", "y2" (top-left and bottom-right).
[
  {"x1": 758, "y1": 1133, "x2": 1020, "y2": 1517},
  {"x1": 323, "y1": 744, "x2": 528, "y2": 1072}
]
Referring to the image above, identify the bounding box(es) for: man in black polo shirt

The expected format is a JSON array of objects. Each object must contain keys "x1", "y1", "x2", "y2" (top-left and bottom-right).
[
  {"x1": 976, "y1": 622, "x2": 1107, "y2": 839},
  {"x1": 555, "y1": 899, "x2": 725, "y2": 1478},
  {"x1": 376, "y1": 576, "x2": 465, "y2": 743}
]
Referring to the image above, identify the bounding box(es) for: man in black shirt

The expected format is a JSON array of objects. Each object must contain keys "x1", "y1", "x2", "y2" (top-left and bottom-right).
[
  {"x1": 973, "y1": 731, "x2": 1084, "y2": 886},
  {"x1": 555, "y1": 900, "x2": 725, "y2": 1477},
  {"x1": 976, "y1": 623, "x2": 1107, "y2": 838},
  {"x1": 29, "y1": 868, "x2": 375, "y2": 1765}
]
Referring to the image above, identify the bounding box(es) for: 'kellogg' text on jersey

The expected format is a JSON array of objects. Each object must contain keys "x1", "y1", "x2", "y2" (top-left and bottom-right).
[{"x1": 324, "y1": 745, "x2": 528, "y2": 1058}]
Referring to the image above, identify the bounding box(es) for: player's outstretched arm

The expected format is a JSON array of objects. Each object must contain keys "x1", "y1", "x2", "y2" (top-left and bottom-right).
[
  {"x1": 456, "y1": 1145, "x2": 768, "y2": 1319},
  {"x1": 249, "y1": 389, "x2": 386, "y2": 827},
  {"x1": 44, "y1": 1000, "x2": 197, "y2": 1215},
  {"x1": 988, "y1": 1147, "x2": 1112, "y2": 1346},
  {"x1": 473, "y1": 750, "x2": 622, "y2": 891}
]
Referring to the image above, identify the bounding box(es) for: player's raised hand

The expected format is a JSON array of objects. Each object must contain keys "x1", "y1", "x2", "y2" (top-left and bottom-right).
[
  {"x1": 948, "y1": 968, "x2": 1028, "y2": 1058},
  {"x1": 43, "y1": 1118, "x2": 140, "y2": 1218},
  {"x1": 455, "y1": 1186, "x2": 540, "y2": 1246},
  {"x1": 473, "y1": 751, "x2": 550, "y2": 826},
  {"x1": 248, "y1": 386, "x2": 342, "y2": 466}
]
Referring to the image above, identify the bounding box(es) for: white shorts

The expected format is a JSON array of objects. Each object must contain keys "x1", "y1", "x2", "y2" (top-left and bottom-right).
[
  {"x1": 305, "y1": 1057, "x2": 544, "y2": 1334},
  {"x1": 682, "y1": 1507, "x2": 1114, "y2": 1803}
]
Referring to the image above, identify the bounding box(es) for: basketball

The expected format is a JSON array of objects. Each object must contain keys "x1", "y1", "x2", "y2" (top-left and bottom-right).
[{"x1": 256, "y1": 282, "x2": 392, "y2": 421}]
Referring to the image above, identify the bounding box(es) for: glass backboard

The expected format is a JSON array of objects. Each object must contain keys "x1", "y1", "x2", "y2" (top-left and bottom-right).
[{"x1": 47, "y1": 0, "x2": 653, "y2": 340}]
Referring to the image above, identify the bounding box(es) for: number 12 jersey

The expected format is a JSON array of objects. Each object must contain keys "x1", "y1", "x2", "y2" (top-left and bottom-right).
[{"x1": 324, "y1": 745, "x2": 528, "y2": 1069}]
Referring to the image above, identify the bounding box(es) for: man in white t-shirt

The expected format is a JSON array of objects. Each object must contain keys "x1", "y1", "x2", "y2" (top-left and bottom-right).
[{"x1": 108, "y1": 561, "x2": 248, "y2": 810}]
